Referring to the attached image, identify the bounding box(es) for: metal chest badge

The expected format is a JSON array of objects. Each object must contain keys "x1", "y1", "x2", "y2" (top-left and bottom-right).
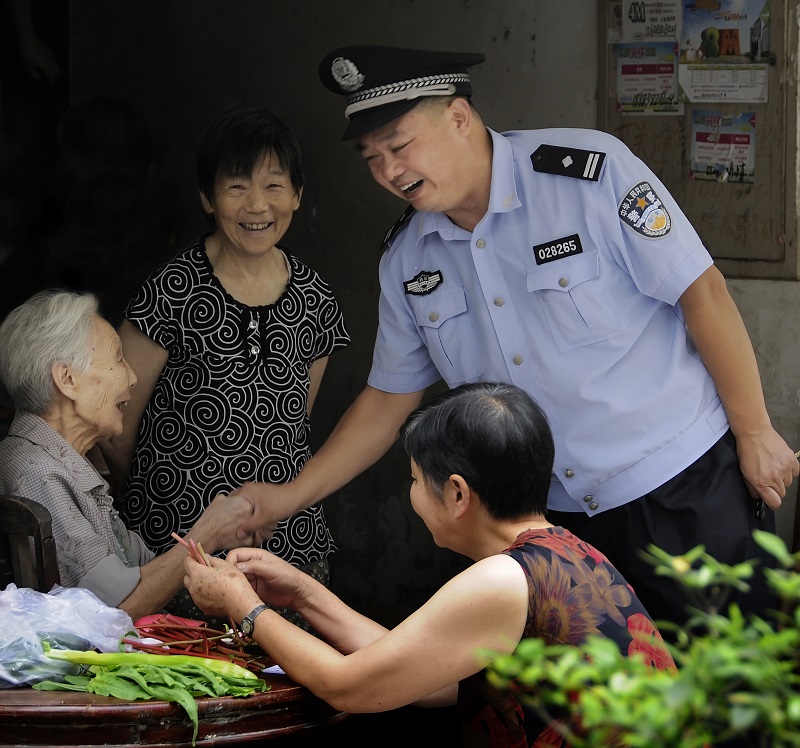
[
  {"x1": 618, "y1": 181, "x2": 672, "y2": 238},
  {"x1": 404, "y1": 270, "x2": 443, "y2": 295}
]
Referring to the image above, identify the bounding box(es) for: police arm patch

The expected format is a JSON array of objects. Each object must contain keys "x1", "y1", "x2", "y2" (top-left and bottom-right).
[{"x1": 618, "y1": 181, "x2": 672, "y2": 238}]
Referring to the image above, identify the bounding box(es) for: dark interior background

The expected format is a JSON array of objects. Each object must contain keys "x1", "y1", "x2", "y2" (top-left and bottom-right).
[
  {"x1": 2, "y1": 3, "x2": 798, "y2": 742},
  {"x1": 0, "y1": 0, "x2": 672, "y2": 626},
  {"x1": 58, "y1": 0, "x2": 595, "y2": 626}
]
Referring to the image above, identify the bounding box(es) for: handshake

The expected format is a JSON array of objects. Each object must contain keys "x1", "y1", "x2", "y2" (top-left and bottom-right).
[{"x1": 207, "y1": 482, "x2": 296, "y2": 547}]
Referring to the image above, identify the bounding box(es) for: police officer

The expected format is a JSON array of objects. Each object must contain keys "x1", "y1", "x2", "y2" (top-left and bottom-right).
[{"x1": 237, "y1": 44, "x2": 798, "y2": 625}]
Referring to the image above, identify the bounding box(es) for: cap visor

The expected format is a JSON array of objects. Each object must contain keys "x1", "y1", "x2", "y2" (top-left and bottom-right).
[{"x1": 341, "y1": 99, "x2": 421, "y2": 141}]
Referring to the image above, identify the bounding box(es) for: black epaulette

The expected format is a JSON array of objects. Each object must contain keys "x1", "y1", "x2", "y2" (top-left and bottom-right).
[
  {"x1": 531, "y1": 144, "x2": 606, "y2": 182},
  {"x1": 381, "y1": 205, "x2": 416, "y2": 251}
]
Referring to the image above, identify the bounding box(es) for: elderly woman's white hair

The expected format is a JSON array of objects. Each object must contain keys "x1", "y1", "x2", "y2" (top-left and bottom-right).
[{"x1": 0, "y1": 289, "x2": 99, "y2": 415}]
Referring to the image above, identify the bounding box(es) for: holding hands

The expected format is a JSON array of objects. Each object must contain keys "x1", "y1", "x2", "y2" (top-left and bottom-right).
[
  {"x1": 230, "y1": 482, "x2": 301, "y2": 543},
  {"x1": 184, "y1": 547, "x2": 307, "y2": 618},
  {"x1": 187, "y1": 492, "x2": 256, "y2": 555}
]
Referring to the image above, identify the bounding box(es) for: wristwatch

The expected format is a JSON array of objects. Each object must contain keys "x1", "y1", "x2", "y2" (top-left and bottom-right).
[{"x1": 240, "y1": 604, "x2": 268, "y2": 637}]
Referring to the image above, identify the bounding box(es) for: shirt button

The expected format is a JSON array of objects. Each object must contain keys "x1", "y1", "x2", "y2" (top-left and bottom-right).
[
  {"x1": 476, "y1": 238, "x2": 486, "y2": 249},
  {"x1": 583, "y1": 495, "x2": 593, "y2": 502},
  {"x1": 250, "y1": 345, "x2": 260, "y2": 355},
  {"x1": 588, "y1": 502, "x2": 599, "y2": 510},
  {"x1": 558, "y1": 277, "x2": 569, "y2": 288},
  {"x1": 564, "y1": 469, "x2": 574, "y2": 478},
  {"x1": 512, "y1": 355, "x2": 523, "y2": 366},
  {"x1": 428, "y1": 312, "x2": 439, "y2": 322},
  {"x1": 493, "y1": 298, "x2": 505, "y2": 307},
  {"x1": 248, "y1": 320, "x2": 257, "y2": 329}
]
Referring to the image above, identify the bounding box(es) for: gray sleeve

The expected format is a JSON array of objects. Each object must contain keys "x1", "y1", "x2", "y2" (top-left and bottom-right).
[
  {"x1": 78, "y1": 554, "x2": 142, "y2": 608},
  {"x1": 128, "y1": 530, "x2": 155, "y2": 565}
]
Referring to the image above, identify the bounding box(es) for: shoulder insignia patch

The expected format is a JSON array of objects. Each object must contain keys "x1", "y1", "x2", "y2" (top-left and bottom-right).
[
  {"x1": 381, "y1": 206, "x2": 417, "y2": 251},
  {"x1": 531, "y1": 145, "x2": 606, "y2": 182},
  {"x1": 618, "y1": 181, "x2": 672, "y2": 238},
  {"x1": 404, "y1": 270, "x2": 443, "y2": 295}
]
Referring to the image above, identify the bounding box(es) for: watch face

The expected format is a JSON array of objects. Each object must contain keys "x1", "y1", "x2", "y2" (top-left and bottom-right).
[{"x1": 241, "y1": 605, "x2": 265, "y2": 637}]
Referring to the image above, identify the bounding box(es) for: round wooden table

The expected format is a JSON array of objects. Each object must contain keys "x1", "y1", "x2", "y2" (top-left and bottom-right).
[{"x1": 0, "y1": 672, "x2": 347, "y2": 746}]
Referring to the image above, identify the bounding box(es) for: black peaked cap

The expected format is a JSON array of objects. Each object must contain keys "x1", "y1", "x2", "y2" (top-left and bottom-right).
[{"x1": 318, "y1": 44, "x2": 485, "y2": 140}]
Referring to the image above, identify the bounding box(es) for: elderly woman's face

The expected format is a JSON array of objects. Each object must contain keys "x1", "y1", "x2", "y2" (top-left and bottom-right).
[{"x1": 72, "y1": 317, "x2": 137, "y2": 440}]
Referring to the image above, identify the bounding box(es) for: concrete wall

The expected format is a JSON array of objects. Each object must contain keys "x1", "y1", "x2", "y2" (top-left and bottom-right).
[{"x1": 68, "y1": 0, "x2": 798, "y2": 624}]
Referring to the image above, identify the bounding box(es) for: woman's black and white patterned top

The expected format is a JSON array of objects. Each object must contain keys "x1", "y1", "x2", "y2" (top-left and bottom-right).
[{"x1": 120, "y1": 238, "x2": 351, "y2": 564}]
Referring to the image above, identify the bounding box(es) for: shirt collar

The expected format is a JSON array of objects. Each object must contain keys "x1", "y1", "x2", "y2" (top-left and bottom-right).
[
  {"x1": 409, "y1": 127, "x2": 521, "y2": 245},
  {"x1": 486, "y1": 128, "x2": 523, "y2": 215},
  {"x1": 9, "y1": 411, "x2": 108, "y2": 495}
]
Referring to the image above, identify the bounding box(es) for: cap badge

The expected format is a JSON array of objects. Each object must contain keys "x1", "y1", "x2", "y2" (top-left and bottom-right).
[{"x1": 331, "y1": 57, "x2": 365, "y2": 92}]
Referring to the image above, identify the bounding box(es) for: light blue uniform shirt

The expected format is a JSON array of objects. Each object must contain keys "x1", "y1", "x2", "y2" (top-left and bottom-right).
[{"x1": 368, "y1": 127, "x2": 729, "y2": 514}]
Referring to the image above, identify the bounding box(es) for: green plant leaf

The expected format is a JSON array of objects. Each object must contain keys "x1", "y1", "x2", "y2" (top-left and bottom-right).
[
  {"x1": 485, "y1": 531, "x2": 800, "y2": 746},
  {"x1": 753, "y1": 530, "x2": 793, "y2": 566}
]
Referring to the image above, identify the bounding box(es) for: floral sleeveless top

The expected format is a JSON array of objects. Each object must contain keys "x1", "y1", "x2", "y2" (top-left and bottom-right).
[{"x1": 458, "y1": 527, "x2": 676, "y2": 747}]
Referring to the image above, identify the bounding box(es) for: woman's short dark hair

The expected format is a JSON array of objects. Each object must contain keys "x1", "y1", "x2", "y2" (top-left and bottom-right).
[
  {"x1": 195, "y1": 103, "x2": 304, "y2": 203},
  {"x1": 399, "y1": 382, "x2": 554, "y2": 519}
]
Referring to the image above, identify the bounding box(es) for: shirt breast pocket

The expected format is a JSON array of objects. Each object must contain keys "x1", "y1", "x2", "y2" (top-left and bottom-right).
[
  {"x1": 408, "y1": 287, "x2": 484, "y2": 385},
  {"x1": 527, "y1": 250, "x2": 627, "y2": 353}
]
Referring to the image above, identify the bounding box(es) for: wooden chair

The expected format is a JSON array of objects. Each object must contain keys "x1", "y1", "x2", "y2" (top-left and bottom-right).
[{"x1": 0, "y1": 494, "x2": 60, "y2": 592}]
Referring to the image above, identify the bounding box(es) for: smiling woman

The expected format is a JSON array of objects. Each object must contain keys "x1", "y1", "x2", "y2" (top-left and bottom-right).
[
  {"x1": 0, "y1": 290, "x2": 253, "y2": 620},
  {"x1": 98, "y1": 104, "x2": 351, "y2": 631}
]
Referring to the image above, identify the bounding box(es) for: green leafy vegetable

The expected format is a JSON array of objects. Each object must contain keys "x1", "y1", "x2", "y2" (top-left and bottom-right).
[
  {"x1": 42, "y1": 644, "x2": 259, "y2": 681},
  {"x1": 33, "y1": 645, "x2": 268, "y2": 745}
]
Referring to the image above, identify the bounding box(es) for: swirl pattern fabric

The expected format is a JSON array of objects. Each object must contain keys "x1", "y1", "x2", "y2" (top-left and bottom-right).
[{"x1": 121, "y1": 239, "x2": 350, "y2": 564}]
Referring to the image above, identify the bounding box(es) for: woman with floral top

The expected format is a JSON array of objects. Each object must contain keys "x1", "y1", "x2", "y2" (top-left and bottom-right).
[{"x1": 185, "y1": 381, "x2": 676, "y2": 746}]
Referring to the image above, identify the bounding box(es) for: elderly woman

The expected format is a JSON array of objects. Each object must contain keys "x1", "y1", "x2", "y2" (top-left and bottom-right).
[{"x1": 0, "y1": 289, "x2": 252, "y2": 620}]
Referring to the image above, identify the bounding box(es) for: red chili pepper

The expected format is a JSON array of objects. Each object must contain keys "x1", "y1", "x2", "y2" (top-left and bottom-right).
[{"x1": 124, "y1": 620, "x2": 269, "y2": 674}]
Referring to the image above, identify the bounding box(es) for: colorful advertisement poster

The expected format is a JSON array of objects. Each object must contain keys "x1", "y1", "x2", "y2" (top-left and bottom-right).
[
  {"x1": 689, "y1": 110, "x2": 756, "y2": 182},
  {"x1": 678, "y1": 1, "x2": 770, "y2": 102},
  {"x1": 622, "y1": 0, "x2": 681, "y2": 42},
  {"x1": 616, "y1": 42, "x2": 682, "y2": 113}
]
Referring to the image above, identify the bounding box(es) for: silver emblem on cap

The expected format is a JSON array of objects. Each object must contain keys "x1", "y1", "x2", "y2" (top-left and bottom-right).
[{"x1": 331, "y1": 57, "x2": 365, "y2": 92}]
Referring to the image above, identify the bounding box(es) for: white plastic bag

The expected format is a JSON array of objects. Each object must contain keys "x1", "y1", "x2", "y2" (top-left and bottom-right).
[{"x1": 0, "y1": 583, "x2": 134, "y2": 688}]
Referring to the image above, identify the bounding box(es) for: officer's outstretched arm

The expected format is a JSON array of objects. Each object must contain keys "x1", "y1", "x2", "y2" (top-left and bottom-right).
[{"x1": 236, "y1": 385, "x2": 426, "y2": 537}]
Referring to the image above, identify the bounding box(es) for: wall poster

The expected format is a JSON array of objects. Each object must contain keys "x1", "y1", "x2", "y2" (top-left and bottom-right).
[
  {"x1": 678, "y1": 1, "x2": 770, "y2": 102},
  {"x1": 689, "y1": 110, "x2": 756, "y2": 182},
  {"x1": 616, "y1": 42, "x2": 683, "y2": 113},
  {"x1": 622, "y1": 0, "x2": 681, "y2": 42}
]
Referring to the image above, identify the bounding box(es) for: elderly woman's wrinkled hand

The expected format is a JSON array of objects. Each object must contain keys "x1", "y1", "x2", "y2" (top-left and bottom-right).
[
  {"x1": 191, "y1": 492, "x2": 255, "y2": 553},
  {"x1": 183, "y1": 555, "x2": 256, "y2": 617}
]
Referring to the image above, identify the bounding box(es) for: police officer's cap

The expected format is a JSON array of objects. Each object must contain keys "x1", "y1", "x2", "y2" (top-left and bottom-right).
[{"x1": 318, "y1": 45, "x2": 485, "y2": 141}]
